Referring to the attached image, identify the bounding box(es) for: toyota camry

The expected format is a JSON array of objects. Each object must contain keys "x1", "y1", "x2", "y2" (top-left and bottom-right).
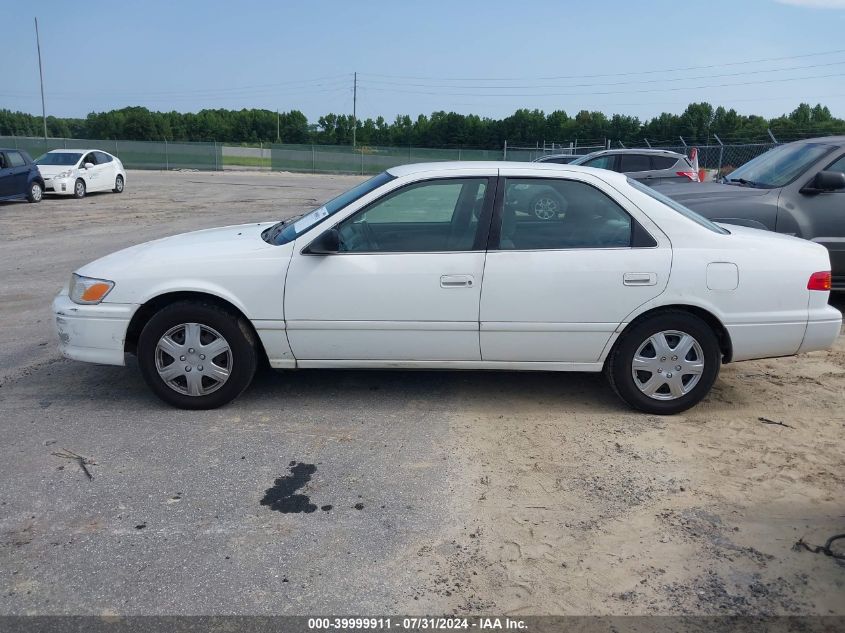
[{"x1": 52, "y1": 162, "x2": 841, "y2": 414}]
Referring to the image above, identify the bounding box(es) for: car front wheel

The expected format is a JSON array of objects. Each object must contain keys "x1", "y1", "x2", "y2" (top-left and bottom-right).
[
  {"x1": 137, "y1": 301, "x2": 258, "y2": 409},
  {"x1": 27, "y1": 181, "x2": 43, "y2": 203},
  {"x1": 113, "y1": 175, "x2": 124, "y2": 193},
  {"x1": 73, "y1": 179, "x2": 86, "y2": 199},
  {"x1": 605, "y1": 311, "x2": 721, "y2": 414}
]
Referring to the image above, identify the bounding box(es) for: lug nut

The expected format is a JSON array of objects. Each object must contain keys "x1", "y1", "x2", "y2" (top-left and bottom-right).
[
  {"x1": 185, "y1": 366, "x2": 191, "y2": 372},
  {"x1": 180, "y1": 355, "x2": 186, "y2": 361},
  {"x1": 188, "y1": 348, "x2": 195, "y2": 353},
  {"x1": 198, "y1": 365, "x2": 204, "y2": 371},
  {"x1": 200, "y1": 354, "x2": 205, "y2": 360},
  {"x1": 661, "y1": 357, "x2": 666, "y2": 362},
  {"x1": 666, "y1": 372, "x2": 673, "y2": 378},
  {"x1": 676, "y1": 365, "x2": 682, "y2": 371},
  {"x1": 657, "y1": 368, "x2": 663, "y2": 373}
]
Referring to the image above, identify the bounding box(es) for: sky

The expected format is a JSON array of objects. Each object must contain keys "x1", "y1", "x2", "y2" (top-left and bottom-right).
[{"x1": 3, "y1": 0, "x2": 845, "y2": 124}]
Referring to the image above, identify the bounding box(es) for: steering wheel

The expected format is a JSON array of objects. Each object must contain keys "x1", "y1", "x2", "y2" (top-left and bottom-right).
[{"x1": 360, "y1": 220, "x2": 381, "y2": 251}]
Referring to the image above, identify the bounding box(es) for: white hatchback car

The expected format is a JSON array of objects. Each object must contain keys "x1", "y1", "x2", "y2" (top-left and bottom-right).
[
  {"x1": 52, "y1": 162, "x2": 841, "y2": 414},
  {"x1": 35, "y1": 149, "x2": 126, "y2": 198}
]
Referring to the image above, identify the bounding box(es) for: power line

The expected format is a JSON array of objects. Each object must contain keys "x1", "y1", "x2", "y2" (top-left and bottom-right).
[
  {"x1": 361, "y1": 48, "x2": 845, "y2": 82},
  {"x1": 358, "y1": 59, "x2": 845, "y2": 91},
  {"x1": 358, "y1": 71, "x2": 845, "y2": 98}
]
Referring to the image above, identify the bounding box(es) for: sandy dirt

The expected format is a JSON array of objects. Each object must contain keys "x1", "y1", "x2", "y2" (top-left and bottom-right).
[{"x1": 0, "y1": 170, "x2": 843, "y2": 615}]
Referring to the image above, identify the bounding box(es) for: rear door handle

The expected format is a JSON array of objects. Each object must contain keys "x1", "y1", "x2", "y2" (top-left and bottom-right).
[
  {"x1": 440, "y1": 274, "x2": 474, "y2": 288},
  {"x1": 623, "y1": 272, "x2": 657, "y2": 286}
]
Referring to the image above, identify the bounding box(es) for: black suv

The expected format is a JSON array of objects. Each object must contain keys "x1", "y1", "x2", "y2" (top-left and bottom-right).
[{"x1": 0, "y1": 149, "x2": 45, "y2": 203}]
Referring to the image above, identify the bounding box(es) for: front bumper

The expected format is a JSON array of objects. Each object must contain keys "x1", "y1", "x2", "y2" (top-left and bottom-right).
[
  {"x1": 52, "y1": 291, "x2": 138, "y2": 365},
  {"x1": 798, "y1": 305, "x2": 843, "y2": 354},
  {"x1": 44, "y1": 176, "x2": 75, "y2": 195}
]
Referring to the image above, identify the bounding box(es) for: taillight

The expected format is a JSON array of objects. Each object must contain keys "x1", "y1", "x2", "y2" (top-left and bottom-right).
[
  {"x1": 676, "y1": 170, "x2": 700, "y2": 182},
  {"x1": 807, "y1": 271, "x2": 832, "y2": 291}
]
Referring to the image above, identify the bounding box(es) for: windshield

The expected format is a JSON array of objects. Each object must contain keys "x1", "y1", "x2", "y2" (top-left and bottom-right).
[
  {"x1": 724, "y1": 143, "x2": 833, "y2": 188},
  {"x1": 627, "y1": 178, "x2": 729, "y2": 234},
  {"x1": 34, "y1": 152, "x2": 82, "y2": 166},
  {"x1": 263, "y1": 171, "x2": 395, "y2": 245}
]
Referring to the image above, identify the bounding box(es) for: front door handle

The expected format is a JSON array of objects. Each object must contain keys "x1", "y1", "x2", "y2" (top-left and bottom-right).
[
  {"x1": 623, "y1": 272, "x2": 657, "y2": 286},
  {"x1": 440, "y1": 274, "x2": 474, "y2": 288}
]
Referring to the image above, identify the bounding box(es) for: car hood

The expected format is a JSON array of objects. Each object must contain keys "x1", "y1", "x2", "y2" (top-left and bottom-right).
[
  {"x1": 37, "y1": 164, "x2": 77, "y2": 178},
  {"x1": 654, "y1": 181, "x2": 774, "y2": 204},
  {"x1": 77, "y1": 222, "x2": 279, "y2": 277}
]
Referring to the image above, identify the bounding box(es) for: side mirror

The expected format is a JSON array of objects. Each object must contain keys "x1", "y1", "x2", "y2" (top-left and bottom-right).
[
  {"x1": 802, "y1": 170, "x2": 845, "y2": 194},
  {"x1": 83, "y1": 162, "x2": 94, "y2": 170},
  {"x1": 304, "y1": 228, "x2": 340, "y2": 255}
]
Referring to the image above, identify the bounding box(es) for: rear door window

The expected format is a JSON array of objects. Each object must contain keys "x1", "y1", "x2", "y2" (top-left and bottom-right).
[
  {"x1": 583, "y1": 155, "x2": 616, "y2": 170},
  {"x1": 826, "y1": 155, "x2": 845, "y2": 174},
  {"x1": 619, "y1": 154, "x2": 651, "y2": 172},
  {"x1": 7, "y1": 151, "x2": 26, "y2": 167},
  {"x1": 94, "y1": 151, "x2": 113, "y2": 163}
]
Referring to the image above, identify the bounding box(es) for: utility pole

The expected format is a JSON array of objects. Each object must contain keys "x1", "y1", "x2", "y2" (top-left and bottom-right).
[
  {"x1": 34, "y1": 17, "x2": 47, "y2": 141},
  {"x1": 276, "y1": 109, "x2": 280, "y2": 143},
  {"x1": 352, "y1": 71, "x2": 357, "y2": 148}
]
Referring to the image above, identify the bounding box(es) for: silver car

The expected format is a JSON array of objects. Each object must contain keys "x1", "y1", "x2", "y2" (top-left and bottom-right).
[{"x1": 571, "y1": 149, "x2": 699, "y2": 185}]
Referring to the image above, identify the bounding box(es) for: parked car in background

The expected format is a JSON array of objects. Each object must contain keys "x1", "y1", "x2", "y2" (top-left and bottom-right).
[
  {"x1": 0, "y1": 148, "x2": 45, "y2": 203},
  {"x1": 570, "y1": 149, "x2": 700, "y2": 184},
  {"x1": 35, "y1": 149, "x2": 126, "y2": 198},
  {"x1": 532, "y1": 154, "x2": 580, "y2": 164},
  {"x1": 53, "y1": 162, "x2": 840, "y2": 414},
  {"x1": 654, "y1": 136, "x2": 845, "y2": 290}
]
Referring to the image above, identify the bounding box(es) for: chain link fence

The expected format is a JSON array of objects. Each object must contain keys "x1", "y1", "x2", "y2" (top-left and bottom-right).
[
  {"x1": 641, "y1": 142, "x2": 776, "y2": 178},
  {"x1": 269, "y1": 143, "x2": 507, "y2": 174},
  {"x1": 0, "y1": 136, "x2": 223, "y2": 171}
]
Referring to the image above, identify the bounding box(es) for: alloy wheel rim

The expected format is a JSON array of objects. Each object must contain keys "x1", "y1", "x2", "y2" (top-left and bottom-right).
[
  {"x1": 631, "y1": 330, "x2": 704, "y2": 401},
  {"x1": 32, "y1": 185, "x2": 42, "y2": 201},
  {"x1": 116, "y1": 177, "x2": 123, "y2": 191},
  {"x1": 76, "y1": 182, "x2": 84, "y2": 196},
  {"x1": 533, "y1": 197, "x2": 558, "y2": 220},
  {"x1": 155, "y1": 322, "x2": 232, "y2": 396}
]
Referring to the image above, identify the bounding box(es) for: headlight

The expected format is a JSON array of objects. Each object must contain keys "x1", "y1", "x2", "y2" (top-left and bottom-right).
[
  {"x1": 56, "y1": 169, "x2": 74, "y2": 179},
  {"x1": 69, "y1": 273, "x2": 114, "y2": 304}
]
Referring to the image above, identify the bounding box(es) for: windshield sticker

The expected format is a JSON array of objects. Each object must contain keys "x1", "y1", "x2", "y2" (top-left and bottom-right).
[{"x1": 292, "y1": 206, "x2": 329, "y2": 234}]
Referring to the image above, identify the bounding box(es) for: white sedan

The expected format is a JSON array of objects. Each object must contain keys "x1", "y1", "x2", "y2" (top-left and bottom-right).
[
  {"x1": 52, "y1": 162, "x2": 841, "y2": 414},
  {"x1": 35, "y1": 149, "x2": 126, "y2": 198}
]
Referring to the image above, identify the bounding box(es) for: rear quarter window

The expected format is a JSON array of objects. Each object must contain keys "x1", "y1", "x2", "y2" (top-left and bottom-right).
[{"x1": 651, "y1": 156, "x2": 679, "y2": 170}]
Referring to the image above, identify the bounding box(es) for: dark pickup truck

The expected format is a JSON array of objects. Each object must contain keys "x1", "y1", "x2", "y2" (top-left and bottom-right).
[{"x1": 655, "y1": 136, "x2": 845, "y2": 290}]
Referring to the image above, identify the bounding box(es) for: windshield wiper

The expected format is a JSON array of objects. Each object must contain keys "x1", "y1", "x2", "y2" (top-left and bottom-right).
[
  {"x1": 266, "y1": 214, "x2": 304, "y2": 241},
  {"x1": 726, "y1": 177, "x2": 767, "y2": 188}
]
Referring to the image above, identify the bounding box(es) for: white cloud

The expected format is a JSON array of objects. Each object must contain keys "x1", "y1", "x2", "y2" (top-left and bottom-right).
[{"x1": 775, "y1": 0, "x2": 845, "y2": 7}]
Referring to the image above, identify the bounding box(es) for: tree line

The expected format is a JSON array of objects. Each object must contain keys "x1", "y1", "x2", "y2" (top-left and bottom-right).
[{"x1": 1, "y1": 102, "x2": 842, "y2": 148}]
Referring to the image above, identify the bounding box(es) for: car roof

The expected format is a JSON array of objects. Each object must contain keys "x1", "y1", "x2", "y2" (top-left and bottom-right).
[
  {"x1": 584, "y1": 148, "x2": 686, "y2": 157},
  {"x1": 45, "y1": 149, "x2": 98, "y2": 153},
  {"x1": 791, "y1": 135, "x2": 845, "y2": 146},
  {"x1": 385, "y1": 161, "x2": 630, "y2": 183}
]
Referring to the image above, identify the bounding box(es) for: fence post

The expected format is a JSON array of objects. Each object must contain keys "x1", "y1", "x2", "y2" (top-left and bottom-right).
[
  {"x1": 360, "y1": 146, "x2": 364, "y2": 175},
  {"x1": 311, "y1": 144, "x2": 316, "y2": 173},
  {"x1": 114, "y1": 139, "x2": 119, "y2": 158},
  {"x1": 458, "y1": 147, "x2": 462, "y2": 161},
  {"x1": 164, "y1": 138, "x2": 169, "y2": 171},
  {"x1": 644, "y1": 138, "x2": 651, "y2": 148},
  {"x1": 714, "y1": 133, "x2": 724, "y2": 175},
  {"x1": 503, "y1": 140, "x2": 507, "y2": 160},
  {"x1": 618, "y1": 140, "x2": 626, "y2": 149},
  {"x1": 679, "y1": 136, "x2": 688, "y2": 151},
  {"x1": 767, "y1": 128, "x2": 778, "y2": 144},
  {"x1": 214, "y1": 141, "x2": 218, "y2": 171}
]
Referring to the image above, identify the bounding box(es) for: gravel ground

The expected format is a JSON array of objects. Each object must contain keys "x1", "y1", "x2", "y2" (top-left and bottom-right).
[{"x1": 0, "y1": 170, "x2": 843, "y2": 615}]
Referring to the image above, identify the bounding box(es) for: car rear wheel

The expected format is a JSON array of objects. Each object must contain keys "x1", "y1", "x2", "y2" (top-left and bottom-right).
[
  {"x1": 73, "y1": 179, "x2": 86, "y2": 199},
  {"x1": 113, "y1": 175, "x2": 124, "y2": 193},
  {"x1": 605, "y1": 311, "x2": 720, "y2": 414},
  {"x1": 530, "y1": 193, "x2": 561, "y2": 221},
  {"x1": 27, "y1": 182, "x2": 43, "y2": 203},
  {"x1": 137, "y1": 301, "x2": 258, "y2": 409}
]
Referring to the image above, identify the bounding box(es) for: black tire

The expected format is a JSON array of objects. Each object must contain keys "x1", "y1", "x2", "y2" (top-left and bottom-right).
[
  {"x1": 27, "y1": 181, "x2": 43, "y2": 203},
  {"x1": 73, "y1": 178, "x2": 86, "y2": 199},
  {"x1": 529, "y1": 192, "x2": 562, "y2": 221},
  {"x1": 605, "y1": 311, "x2": 721, "y2": 415},
  {"x1": 113, "y1": 175, "x2": 124, "y2": 193},
  {"x1": 137, "y1": 301, "x2": 258, "y2": 409}
]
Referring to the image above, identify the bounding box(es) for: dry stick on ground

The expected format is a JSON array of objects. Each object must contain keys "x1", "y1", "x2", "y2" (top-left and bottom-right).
[
  {"x1": 758, "y1": 416, "x2": 793, "y2": 429},
  {"x1": 51, "y1": 449, "x2": 96, "y2": 480}
]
